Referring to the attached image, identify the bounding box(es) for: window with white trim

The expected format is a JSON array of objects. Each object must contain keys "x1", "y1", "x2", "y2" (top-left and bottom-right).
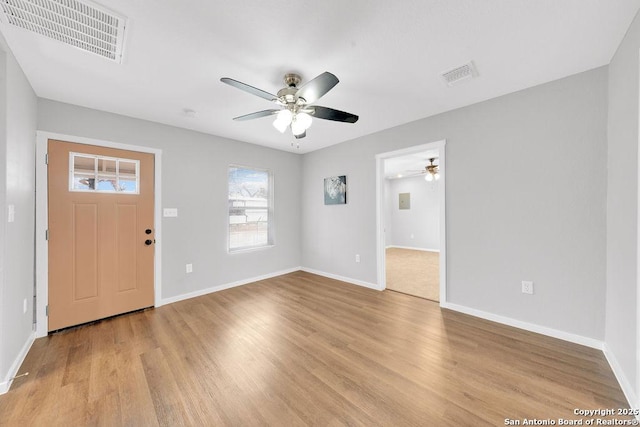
[{"x1": 228, "y1": 165, "x2": 273, "y2": 251}]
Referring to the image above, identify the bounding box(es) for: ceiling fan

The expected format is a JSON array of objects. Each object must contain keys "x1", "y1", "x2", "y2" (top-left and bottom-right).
[
  {"x1": 407, "y1": 158, "x2": 440, "y2": 181},
  {"x1": 220, "y1": 71, "x2": 358, "y2": 140}
]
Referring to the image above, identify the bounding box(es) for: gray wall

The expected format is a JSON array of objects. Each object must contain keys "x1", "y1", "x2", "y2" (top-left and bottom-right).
[
  {"x1": 385, "y1": 175, "x2": 440, "y2": 250},
  {"x1": 605, "y1": 9, "x2": 640, "y2": 404},
  {"x1": 302, "y1": 67, "x2": 608, "y2": 340},
  {"x1": 0, "y1": 42, "x2": 37, "y2": 387},
  {"x1": 37, "y1": 100, "x2": 302, "y2": 300}
]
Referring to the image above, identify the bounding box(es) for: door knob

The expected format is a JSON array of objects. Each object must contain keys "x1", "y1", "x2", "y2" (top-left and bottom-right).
[
  {"x1": 145, "y1": 229, "x2": 152, "y2": 234},
  {"x1": 145, "y1": 239, "x2": 154, "y2": 246}
]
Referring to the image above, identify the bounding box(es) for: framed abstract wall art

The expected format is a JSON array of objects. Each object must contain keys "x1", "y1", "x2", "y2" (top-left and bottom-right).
[{"x1": 324, "y1": 175, "x2": 347, "y2": 205}]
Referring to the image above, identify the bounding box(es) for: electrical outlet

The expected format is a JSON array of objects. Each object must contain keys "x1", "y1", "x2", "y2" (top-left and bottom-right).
[
  {"x1": 23, "y1": 298, "x2": 27, "y2": 314},
  {"x1": 355, "y1": 254, "x2": 360, "y2": 263},
  {"x1": 522, "y1": 281, "x2": 534, "y2": 295},
  {"x1": 186, "y1": 263, "x2": 193, "y2": 273},
  {"x1": 410, "y1": 233, "x2": 414, "y2": 239}
]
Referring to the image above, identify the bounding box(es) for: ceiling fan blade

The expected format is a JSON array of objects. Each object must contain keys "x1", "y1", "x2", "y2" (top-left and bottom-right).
[
  {"x1": 294, "y1": 131, "x2": 306, "y2": 139},
  {"x1": 221, "y1": 78, "x2": 278, "y2": 102},
  {"x1": 296, "y1": 72, "x2": 339, "y2": 104},
  {"x1": 233, "y1": 109, "x2": 280, "y2": 121},
  {"x1": 311, "y1": 106, "x2": 359, "y2": 123}
]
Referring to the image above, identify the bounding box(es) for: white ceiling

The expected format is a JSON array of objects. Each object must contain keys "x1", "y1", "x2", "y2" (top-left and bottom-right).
[{"x1": 1, "y1": 0, "x2": 638, "y2": 154}]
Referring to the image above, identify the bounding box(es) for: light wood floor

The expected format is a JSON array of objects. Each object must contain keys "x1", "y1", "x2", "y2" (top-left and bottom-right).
[
  {"x1": 386, "y1": 248, "x2": 439, "y2": 301},
  {"x1": 0, "y1": 271, "x2": 630, "y2": 426}
]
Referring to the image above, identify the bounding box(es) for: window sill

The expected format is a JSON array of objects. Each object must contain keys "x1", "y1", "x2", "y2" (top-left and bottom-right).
[{"x1": 228, "y1": 244, "x2": 275, "y2": 255}]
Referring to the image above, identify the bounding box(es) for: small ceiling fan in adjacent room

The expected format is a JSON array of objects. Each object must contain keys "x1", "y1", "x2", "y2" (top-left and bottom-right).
[
  {"x1": 407, "y1": 158, "x2": 440, "y2": 181},
  {"x1": 220, "y1": 71, "x2": 359, "y2": 142}
]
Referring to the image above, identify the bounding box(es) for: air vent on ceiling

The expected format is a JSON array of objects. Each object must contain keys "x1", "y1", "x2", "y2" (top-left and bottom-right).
[
  {"x1": 0, "y1": 0, "x2": 126, "y2": 63},
  {"x1": 441, "y1": 61, "x2": 478, "y2": 86}
]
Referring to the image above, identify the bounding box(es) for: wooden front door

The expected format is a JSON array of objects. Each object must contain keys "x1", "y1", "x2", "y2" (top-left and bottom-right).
[{"x1": 47, "y1": 140, "x2": 155, "y2": 331}]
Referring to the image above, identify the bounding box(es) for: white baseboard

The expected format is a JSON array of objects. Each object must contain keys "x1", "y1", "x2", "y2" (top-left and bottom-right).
[
  {"x1": 603, "y1": 344, "x2": 638, "y2": 409},
  {"x1": 0, "y1": 331, "x2": 36, "y2": 395},
  {"x1": 441, "y1": 302, "x2": 638, "y2": 412},
  {"x1": 440, "y1": 302, "x2": 603, "y2": 350},
  {"x1": 300, "y1": 267, "x2": 382, "y2": 291},
  {"x1": 160, "y1": 267, "x2": 301, "y2": 306},
  {"x1": 386, "y1": 245, "x2": 440, "y2": 253}
]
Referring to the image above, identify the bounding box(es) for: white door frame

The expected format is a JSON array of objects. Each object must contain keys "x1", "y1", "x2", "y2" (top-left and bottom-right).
[
  {"x1": 637, "y1": 47, "x2": 640, "y2": 411},
  {"x1": 375, "y1": 139, "x2": 447, "y2": 304},
  {"x1": 35, "y1": 131, "x2": 163, "y2": 337}
]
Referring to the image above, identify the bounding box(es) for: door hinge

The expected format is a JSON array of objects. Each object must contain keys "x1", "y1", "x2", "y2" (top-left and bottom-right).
[
  {"x1": 45, "y1": 153, "x2": 48, "y2": 165},
  {"x1": 45, "y1": 305, "x2": 48, "y2": 316},
  {"x1": 45, "y1": 229, "x2": 49, "y2": 240}
]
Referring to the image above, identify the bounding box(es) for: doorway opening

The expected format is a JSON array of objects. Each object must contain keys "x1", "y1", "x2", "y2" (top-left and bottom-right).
[{"x1": 376, "y1": 140, "x2": 446, "y2": 303}]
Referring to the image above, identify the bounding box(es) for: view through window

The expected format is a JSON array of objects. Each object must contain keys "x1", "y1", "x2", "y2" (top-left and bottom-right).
[
  {"x1": 228, "y1": 166, "x2": 272, "y2": 251},
  {"x1": 69, "y1": 152, "x2": 139, "y2": 194}
]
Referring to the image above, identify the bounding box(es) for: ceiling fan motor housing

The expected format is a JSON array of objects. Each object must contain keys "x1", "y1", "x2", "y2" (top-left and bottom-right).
[
  {"x1": 278, "y1": 74, "x2": 307, "y2": 105},
  {"x1": 283, "y1": 73, "x2": 301, "y2": 87},
  {"x1": 277, "y1": 87, "x2": 299, "y2": 104}
]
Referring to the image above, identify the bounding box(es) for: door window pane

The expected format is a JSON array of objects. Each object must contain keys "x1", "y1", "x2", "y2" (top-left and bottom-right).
[
  {"x1": 72, "y1": 155, "x2": 96, "y2": 190},
  {"x1": 118, "y1": 160, "x2": 138, "y2": 193},
  {"x1": 96, "y1": 158, "x2": 118, "y2": 191}
]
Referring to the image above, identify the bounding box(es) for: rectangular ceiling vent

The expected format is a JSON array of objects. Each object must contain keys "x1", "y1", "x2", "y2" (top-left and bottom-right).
[
  {"x1": 0, "y1": 0, "x2": 126, "y2": 63},
  {"x1": 441, "y1": 61, "x2": 478, "y2": 86}
]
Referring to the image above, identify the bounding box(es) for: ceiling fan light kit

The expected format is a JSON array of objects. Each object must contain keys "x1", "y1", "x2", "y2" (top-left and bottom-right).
[
  {"x1": 291, "y1": 112, "x2": 312, "y2": 136},
  {"x1": 425, "y1": 172, "x2": 440, "y2": 181},
  {"x1": 273, "y1": 110, "x2": 292, "y2": 133},
  {"x1": 424, "y1": 158, "x2": 440, "y2": 181},
  {"x1": 221, "y1": 71, "x2": 358, "y2": 144}
]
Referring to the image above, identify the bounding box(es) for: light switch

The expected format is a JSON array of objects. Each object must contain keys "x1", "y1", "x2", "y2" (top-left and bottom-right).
[
  {"x1": 163, "y1": 208, "x2": 178, "y2": 217},
  {"x1": 7, "y1": 204, "x2": 14, "y2": 223}
]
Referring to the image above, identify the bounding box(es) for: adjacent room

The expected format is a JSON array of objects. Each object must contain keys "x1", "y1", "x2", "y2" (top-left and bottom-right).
[
  {"x1": 0, "y1": 1, "x2": 639, "y2": 425},
  {"x1": 383, "y1": 150, "x2": 443, "y2": 301}
]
